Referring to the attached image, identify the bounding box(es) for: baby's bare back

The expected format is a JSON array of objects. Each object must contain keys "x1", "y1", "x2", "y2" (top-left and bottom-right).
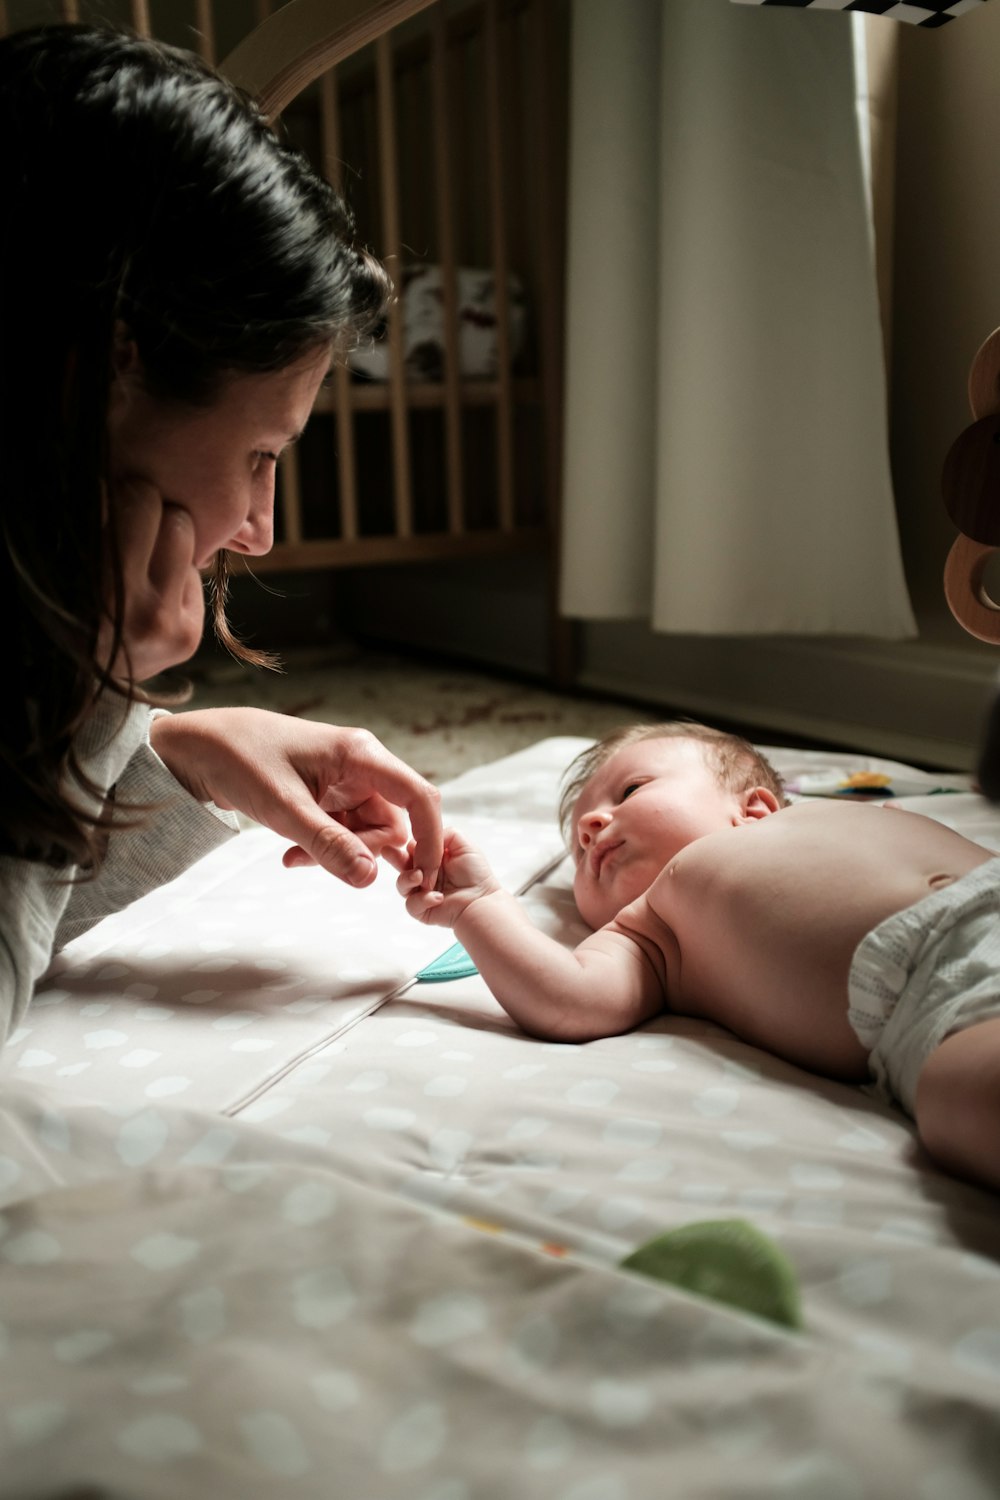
[{"x1": 639, "y1": 801, "x2": 994, "y2": 1079}]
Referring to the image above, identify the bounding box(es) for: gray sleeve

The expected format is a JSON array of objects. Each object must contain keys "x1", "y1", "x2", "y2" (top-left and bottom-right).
[
  {"x1": 0, "y1": 698, "x2": 238, "y2": 1047},
  {"x1": 0, "y1": 854, "x2": 75, "y2": 1048},
  {"x1": 55, "y1": 713, "x2": 239, "y2": 947}
]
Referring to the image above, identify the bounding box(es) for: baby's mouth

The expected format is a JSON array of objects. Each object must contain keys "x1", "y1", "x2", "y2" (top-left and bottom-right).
[{"x1": 593, "y1": 840, "x2": 623, "y2": 878}]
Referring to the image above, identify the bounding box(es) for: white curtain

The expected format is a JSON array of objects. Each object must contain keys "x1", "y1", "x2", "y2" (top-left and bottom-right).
[{"x1": 559, "y1": 0, "x2": 917, "y2": 638}]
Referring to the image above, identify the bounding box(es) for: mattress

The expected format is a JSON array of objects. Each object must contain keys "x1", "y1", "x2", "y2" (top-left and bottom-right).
[{"x1": 2, "y1": 736, "x2": 999, "y2": 1497}]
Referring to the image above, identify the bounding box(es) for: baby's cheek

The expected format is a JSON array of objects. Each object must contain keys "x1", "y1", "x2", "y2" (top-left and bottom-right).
[
  {"x1": 571, "y1": 869, "x2": 589, "y2": 921},
  {"x1": 573, "y1": 873, "x2": 609, "y2": 932}
]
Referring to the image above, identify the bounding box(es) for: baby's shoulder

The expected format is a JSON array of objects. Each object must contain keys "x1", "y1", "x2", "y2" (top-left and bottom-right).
[{"x1": 609, "y1": 888, "x2": 681, "y2": 977}]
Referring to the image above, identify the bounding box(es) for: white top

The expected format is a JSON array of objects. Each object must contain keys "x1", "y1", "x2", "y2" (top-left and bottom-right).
[{"x1": 0, "y1": 694, "x2": 238, "y2": 1048}]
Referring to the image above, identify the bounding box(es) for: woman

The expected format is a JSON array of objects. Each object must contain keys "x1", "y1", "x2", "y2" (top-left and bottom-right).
[{"x1": 0, "y1": 24, "x2": 442, "y2": 1045}]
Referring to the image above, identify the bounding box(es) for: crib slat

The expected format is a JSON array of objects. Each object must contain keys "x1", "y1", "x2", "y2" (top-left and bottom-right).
[
  {"x1": 375, "y1": 31, "x2": 413, "y2": 539},
  {"x1": 129, "y1": 0, "x2": 151, "y2": 36},
  {"x1": 320, "y1": 66, "x2": 361, "y2": 543},
  {"x1": 61, "y1": 0, "x2": 80, "y2": 20},
  {"x1": 195, "y1": 0, "x2": 216, "y2": 64},
  {"x1": 528, "y1": 0, "x2": 573, "y2": 684},
  {"x1": 0, "y1": 3, "x2": 8, "y2": 37},
  {"x1": 430, "y1": 3, "x2": 464, "y2": 536},
  {"x1": 531, "y1": 0, "x2": 563, "y2": 526},
  {"x1": 254, "y1": 0, "x2": 272, "y2": 23},
  {"x1": 279, "y1": 444, "x2": 304, "y2": 545},
  {"x1": 483, "y1": 0, "x2": 514, "y2": 531}
]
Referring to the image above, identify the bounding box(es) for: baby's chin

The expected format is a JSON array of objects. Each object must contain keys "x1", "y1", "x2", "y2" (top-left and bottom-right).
[
  {"x1": 575, "y1": 865, "x2": 658, "y2": 929},
  {"x1": 574, "y1": 884, "x2": 629, "y2": 931}
]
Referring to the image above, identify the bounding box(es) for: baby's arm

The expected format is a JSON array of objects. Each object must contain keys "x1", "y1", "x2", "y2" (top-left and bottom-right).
[{"x1": 399, "y1": 831, "x2": 664, "y2": 1042}]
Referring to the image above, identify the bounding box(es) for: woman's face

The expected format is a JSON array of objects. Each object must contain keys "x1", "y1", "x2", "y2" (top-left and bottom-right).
[{"x1": 107, "y1": 343, "x2": 331, "y2": 567}]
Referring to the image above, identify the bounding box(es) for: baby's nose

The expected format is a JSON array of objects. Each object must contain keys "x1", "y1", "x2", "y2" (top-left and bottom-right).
[{"x1": 578, "y1": 811, "x2": 609, "y2": 846}]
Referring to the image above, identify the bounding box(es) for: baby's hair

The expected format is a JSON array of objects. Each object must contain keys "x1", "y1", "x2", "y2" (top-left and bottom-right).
[{"x1": 558, "y1": 720, "x2": 787, "y2": 843}]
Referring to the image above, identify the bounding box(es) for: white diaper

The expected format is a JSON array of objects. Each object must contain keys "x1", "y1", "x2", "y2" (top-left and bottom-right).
[{"x1": 848, "y1": 856, "x2": 1000, "y2": 1115}]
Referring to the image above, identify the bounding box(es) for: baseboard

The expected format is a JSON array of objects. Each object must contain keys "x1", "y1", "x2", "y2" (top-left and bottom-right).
[{"x1": 575, "y1": 623, "x2": 1000, "y2": 770}]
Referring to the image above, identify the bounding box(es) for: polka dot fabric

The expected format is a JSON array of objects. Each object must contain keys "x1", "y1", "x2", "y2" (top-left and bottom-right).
[
  {"x1": 1, "y1": 737, "x2": 999, "y2": 1494},
  {"x1": 1, "y1": 795, "x2": 566, "y2": 1114},
  {"x1": 1, "y1": 1131, "x2": 996, "y2": 1498}
]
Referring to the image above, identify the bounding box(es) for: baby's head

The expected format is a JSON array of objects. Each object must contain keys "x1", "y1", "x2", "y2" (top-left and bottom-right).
[{"x1": 561, "y1": 722, "x2": 787, "y2": 929}]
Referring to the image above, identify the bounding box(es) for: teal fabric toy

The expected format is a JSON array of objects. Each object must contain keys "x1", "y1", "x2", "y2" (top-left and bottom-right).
[{"x1": 415, "y1": 941, "x2": 480, "y2": 983}]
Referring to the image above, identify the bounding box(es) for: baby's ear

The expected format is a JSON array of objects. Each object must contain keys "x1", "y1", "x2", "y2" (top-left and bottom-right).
[{"x1": 741, "y1": 787, "x2": 781, "y2": 821}]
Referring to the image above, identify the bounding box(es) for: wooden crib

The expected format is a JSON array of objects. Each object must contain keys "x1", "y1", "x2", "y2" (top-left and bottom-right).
[
  {"x1": 2, "y1": 0, "x2": 566, "y2": 592},
  {"x1": 227, "y1": 0, "x2": 566, "y2": 584}
]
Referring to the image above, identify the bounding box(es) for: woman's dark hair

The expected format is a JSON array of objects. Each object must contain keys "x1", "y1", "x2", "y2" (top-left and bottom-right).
[{"x1": 0, "y1": 23, "x2": 391, "y2": 865}]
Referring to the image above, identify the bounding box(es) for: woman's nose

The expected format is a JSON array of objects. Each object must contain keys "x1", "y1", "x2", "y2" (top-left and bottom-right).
[
  {"x1": 228, "y1": 486, "x2": 275, "y2": 557},
  {"x1": 578, "y1": 809, "x2": 611, "y2": 847}
]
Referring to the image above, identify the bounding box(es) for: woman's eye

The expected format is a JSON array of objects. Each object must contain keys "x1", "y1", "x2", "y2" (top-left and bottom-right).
[{"x1": 253, "y1": 450, "x2": 279, "y2": 467}]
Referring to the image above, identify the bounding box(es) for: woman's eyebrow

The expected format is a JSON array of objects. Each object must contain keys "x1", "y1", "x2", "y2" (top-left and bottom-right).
[{"x1": 273, "y1": 428, "x2": 304, "y2": 449}]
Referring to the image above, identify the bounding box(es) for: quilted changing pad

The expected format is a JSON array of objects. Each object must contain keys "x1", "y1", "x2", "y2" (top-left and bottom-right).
[{"x1": 2, "y1": 737, "x2": 1000, "y2": 1498}]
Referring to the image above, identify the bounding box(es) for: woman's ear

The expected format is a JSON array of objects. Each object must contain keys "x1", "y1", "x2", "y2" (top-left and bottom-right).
[
  {"x1": 110, "y1": 322, "x2": 141, "y2": 379},
  {"x1": 108, "y1": 324, "x2": 141, "y2": 419},
  {"x1": 741, "y1": 787, "x2": 781, "y2": 821}
]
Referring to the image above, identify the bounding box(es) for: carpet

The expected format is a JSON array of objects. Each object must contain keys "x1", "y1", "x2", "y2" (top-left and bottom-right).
[{"x1": 179, "y1": 643, "x2": 656, "y2": 786}]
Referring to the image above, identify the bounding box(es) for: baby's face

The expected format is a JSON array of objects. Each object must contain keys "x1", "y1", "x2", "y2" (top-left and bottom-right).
[{"x1": 570, "y1": 738, "x2": 751, "y2": 929}]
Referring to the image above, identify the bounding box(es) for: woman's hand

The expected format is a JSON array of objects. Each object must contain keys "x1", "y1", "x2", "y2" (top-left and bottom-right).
[
  {"x1": 397, "y1": 829, "x2": 501, "y2": 926},
  {"x1": 149, "y1": 707, "x2": 442, "y2": 888},
  {"x1": 98, "y1": 478, "x2": 205, "y2": 684}
]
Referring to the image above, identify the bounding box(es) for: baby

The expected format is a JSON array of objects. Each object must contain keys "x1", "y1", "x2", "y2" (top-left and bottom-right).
[{"x1": 399, "y1": 722, "x2": 1000, "y2": 1193}]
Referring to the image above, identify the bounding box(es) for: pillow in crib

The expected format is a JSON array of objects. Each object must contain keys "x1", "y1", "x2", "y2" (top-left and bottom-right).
[{"x1": 348, "y1": 262, "x2": 526, "y2": 381}]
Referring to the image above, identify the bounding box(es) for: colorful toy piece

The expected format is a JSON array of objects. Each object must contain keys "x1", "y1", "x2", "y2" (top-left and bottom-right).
[{"x1": 729, "y1": 0, "x2": 988, "y2": 27}]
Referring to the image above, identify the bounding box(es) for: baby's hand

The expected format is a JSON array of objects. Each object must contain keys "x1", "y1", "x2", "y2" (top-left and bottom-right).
[{"x1": 397, "y1": 829, "x2": 501, "y2": 927}]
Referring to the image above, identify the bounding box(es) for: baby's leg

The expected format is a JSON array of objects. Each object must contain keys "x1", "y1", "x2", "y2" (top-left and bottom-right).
[{"x1": 914, "y1": 1017, "x2": 1000, "y2": 1193}]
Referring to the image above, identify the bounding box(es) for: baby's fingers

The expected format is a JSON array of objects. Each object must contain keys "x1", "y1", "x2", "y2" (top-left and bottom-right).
[
  {"x1": 396, "y1": 867, "x2": 424, "y2": 896},
  {"x1": 403, "y1": 889, "x2": 445, "y2": 925}
]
